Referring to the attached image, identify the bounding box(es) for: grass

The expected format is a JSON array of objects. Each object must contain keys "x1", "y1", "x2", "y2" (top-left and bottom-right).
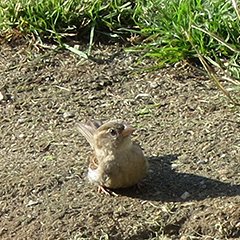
[
  {"x1": 130, "y1": 0, "x2": 240, "y2": 64},
  {"x1": 0, "y1": 0, "x2": 136, "y2": 42},
  {"x1": 0, "y1": 0, "x2": 240, "y2": 103}
]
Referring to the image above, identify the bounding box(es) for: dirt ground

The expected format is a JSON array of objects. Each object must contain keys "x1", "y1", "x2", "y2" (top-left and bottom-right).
[{"x1": 0, "y1": 39, "x2": 240, "y2": 240}]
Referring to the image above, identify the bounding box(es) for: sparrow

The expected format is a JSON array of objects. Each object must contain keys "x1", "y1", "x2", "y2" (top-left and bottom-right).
[{"x1": 77, "y1": 119, "x2": 148, "y2": 195}]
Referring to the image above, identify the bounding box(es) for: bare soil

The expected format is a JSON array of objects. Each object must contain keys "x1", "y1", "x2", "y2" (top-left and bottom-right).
[{"x1": 0, "y1": 40, "x2": 240, "y2": 240}]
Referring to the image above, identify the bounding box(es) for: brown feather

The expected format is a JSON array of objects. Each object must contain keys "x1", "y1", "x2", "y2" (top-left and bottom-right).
[
  {"x1": 88, "y1": 155, "x2": 99, "y2": 170},
  {"x1": 77, "y1": 120, "x2": 103, "y2": 149}
]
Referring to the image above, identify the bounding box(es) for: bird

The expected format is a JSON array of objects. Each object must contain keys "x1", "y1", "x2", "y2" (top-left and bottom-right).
[{"x1": 77, "y1": 119, "x2": 148, "y2": 195}]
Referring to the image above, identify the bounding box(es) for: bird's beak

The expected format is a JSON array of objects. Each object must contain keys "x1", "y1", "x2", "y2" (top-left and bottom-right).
[{"x1": 121, "y1": 124, "x2": 135, "y2": 137}]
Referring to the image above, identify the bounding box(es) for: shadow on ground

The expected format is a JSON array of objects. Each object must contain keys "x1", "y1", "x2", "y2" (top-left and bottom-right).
[{"x1": 116, "y1": 155, "x2": 240, "y2": 201}]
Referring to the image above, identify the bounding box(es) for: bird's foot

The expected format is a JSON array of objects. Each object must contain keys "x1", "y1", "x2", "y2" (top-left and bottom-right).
[{"x1": 98, "y1": 185, "x2": 118, "y2": 196}]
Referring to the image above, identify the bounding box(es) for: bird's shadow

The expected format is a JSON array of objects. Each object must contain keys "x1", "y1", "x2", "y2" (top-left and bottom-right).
[{"x1": 116, "y1": 155, "x2": 240, "y2": 201}]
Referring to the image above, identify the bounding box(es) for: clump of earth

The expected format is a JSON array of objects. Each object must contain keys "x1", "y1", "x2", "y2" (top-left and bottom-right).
[{"x1": 0, "y1": 39, "x2": 239, "y2": 240}]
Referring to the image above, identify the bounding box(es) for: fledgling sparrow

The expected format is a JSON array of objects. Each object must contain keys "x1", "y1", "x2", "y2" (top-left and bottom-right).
[{"x1": 77, "y1": 119, "x2": 148, "y2": 195}]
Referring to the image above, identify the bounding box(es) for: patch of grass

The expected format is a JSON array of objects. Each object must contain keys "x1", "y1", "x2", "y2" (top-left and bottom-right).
[
  {"x1": 0, "y1": 0, "x2": 136, "y2": 43},
  {"x1": 0, "y1": 0, "x2": 83, "y2": 42},
  {"x1": 129, "y1": 0, "x2": 240, "y2": 70}
]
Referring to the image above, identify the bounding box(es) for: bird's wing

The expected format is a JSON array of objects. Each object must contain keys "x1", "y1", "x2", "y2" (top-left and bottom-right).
[{"x1": 77, "y1": 120, "x2": 103, "y2": 149}]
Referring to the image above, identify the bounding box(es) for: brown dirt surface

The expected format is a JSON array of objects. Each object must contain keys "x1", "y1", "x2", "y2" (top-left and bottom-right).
[{"x1": 0, "y1": 40, "x2": 240, "y2": 240}]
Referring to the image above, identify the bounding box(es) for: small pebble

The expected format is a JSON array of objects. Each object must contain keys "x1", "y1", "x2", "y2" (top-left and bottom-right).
[
  {"x1": 26, "y1": 200, "x2": 39, "y2": 206},
  {"x1": 63, "y1": 111, "x2": 75, "y2": 118},
  {"x1": 180, "y1": 191, "x2": 191, "y2": 200},
  {"x1": 0, "y1": 92, "x2": 4, "y2": 101}
]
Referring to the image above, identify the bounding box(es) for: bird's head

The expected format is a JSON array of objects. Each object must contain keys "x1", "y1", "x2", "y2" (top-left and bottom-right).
[{"x1": 94, "y1": 120, "x2": 135, "y2": 152}]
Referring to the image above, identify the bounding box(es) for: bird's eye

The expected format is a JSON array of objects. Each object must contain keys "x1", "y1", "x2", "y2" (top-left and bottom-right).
[{"x1": 108, "y1": 129, "x2": 117, "y2": 136}]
